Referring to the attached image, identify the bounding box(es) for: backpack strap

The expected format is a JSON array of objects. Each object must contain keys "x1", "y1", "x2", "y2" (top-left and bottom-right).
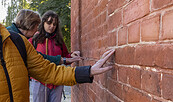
[
  {"x1": 8, "y1": 30, "x2": 27, "y2": 67},
  {"x1": 32, "y1": 38, "x2": 38, "y2": 49},
  {"x1": 0, "y1": 34, "x2": 14, "y2": 102}
]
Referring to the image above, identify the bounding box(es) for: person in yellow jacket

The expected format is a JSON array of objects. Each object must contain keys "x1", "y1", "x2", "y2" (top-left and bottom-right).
[{"x1": 0, "y1": 23, "x2": 115, "y2": 102}]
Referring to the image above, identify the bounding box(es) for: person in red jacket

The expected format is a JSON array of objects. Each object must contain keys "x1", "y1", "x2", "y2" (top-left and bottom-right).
[
  {"x1": 0, "y1": 23, "x2": 115, "y2": 102},
  {"x1": 29, "y1": 10, "x2": 81, "y2": 102}
]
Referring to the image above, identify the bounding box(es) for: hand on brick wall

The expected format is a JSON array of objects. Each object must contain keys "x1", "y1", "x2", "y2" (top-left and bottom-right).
[
  {"x1": 90, "y1": 49, "x2": 115, "y2": 76},
  {"x1": 71, "y1": 51, "x2": 80, "y2": 57}
]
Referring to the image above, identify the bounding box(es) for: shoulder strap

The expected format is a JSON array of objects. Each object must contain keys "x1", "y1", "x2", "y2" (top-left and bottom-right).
[
  {"x1": 0, "y1": 34, "x2": 14, "y2": 102},
  {"x1": 8, "y1": 30, "x2": 27, "y2": 67},
  {"x1": 32, "y1": 38, "x2": 38, "y2": 49}
]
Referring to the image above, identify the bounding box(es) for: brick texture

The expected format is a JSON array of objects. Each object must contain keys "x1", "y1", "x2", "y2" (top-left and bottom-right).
[
  {"x1": 151, "y1": 0, "x2": 173, "y2": 10},
  {"x1": 118, "y1": 27, "x2": 127, "y2": 45},
  {"x1": 162, "y1": 73, "x2": 173, "y2": 101},
  {"x1": 108, "y1": 10, "x2": 122, "y2": 31},
  {"x1": 123, "y1": 0, "x2": 150, "y2": 24},
  {"x1": 141, "y1": 70, "x2": 161, "y2": 96},
  {"x1": 108, "y1": 0, "x2": 127, "y2": 15},
  {"x1": 128, "y1": 21, "x2": 140, "y2": 43},
  {"x1": 123, "y1": 85, "x2": 151, "y2": 102},
  {"x1": 162, "y1": 10, "x2": 173, "y2": 40},
  {"x1": 115, "y1": 46, "x2": 135, "y2": 65},
  {"x1": 71, "y1": 0, "x2": 173, "y2": 102},
  {"x1": 141, "y1": 15, "x2": 160, "y2": 41},
  {"x1": 128, "y1": 68, "x2": 141, "y2": 89}
]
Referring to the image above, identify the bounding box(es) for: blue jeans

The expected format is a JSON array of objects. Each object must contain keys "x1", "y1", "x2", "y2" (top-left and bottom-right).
[{"x1": 31, "y1": 80, "x2": 63, "y2": 102}]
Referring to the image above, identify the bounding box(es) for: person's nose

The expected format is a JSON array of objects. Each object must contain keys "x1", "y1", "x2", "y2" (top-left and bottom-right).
[{"x1": 50, "y1": 23, "x2": 54, "y2": 28}]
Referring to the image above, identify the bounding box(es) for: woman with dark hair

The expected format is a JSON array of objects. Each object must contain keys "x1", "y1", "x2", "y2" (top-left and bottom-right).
[
  {"x1": 6, "y1": 9, "x2": 81, "y2": 102},
  {"x1": 0, "y1": 23, "x2": 115, "y2": 102},
  {"x1": 29, "y1": 10, "x2": 80, "y2": 102}
]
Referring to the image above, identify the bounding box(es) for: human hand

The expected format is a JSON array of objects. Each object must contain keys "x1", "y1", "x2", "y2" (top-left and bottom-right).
[
  {"x1": 66, "y1": 57, "x2": 82, "y2": 63},
  {"x1": 90, "y1": 49, "x2": 115, "y2": 76},
  {"x1": 71, "y1": 51, "x2": 80, "y2": 58},
  {"x1": 59, "y1": 57, "x2": 82, "y2": 64}
]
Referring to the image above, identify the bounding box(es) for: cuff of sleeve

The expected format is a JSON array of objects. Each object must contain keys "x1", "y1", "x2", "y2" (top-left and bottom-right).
[
  {"x1": 55, "y1": 55, "x2": 61, "y2": 65},
  {"x1": 75, "y1": 66, "x2": 94, "y2": 83}
]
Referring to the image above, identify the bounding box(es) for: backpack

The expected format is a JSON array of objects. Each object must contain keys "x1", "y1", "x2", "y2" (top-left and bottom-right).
[{"x1": 9, "y1": 30, "x2": 27, "y2": 67}]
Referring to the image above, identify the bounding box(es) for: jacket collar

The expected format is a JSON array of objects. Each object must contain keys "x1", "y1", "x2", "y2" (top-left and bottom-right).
[
  {"x1": 0, "y1": 24, "x2": 10, "y2": 42},
  {"x1": 9, "y1": 23, "x2": 24, "y2": 36}
]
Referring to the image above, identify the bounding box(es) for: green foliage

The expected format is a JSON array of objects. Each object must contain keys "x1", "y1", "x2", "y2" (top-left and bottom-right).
[
  {"x1": 3, "y1": 0, "x2": 30, "y2": 27},
  {"x1": 2, "y1": 0, "x2": 71, "y2": 51}
]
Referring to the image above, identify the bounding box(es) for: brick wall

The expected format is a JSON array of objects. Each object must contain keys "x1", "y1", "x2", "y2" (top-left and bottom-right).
[{"x1": 71, "y1": 0, "x2": 173, "y2": 102}]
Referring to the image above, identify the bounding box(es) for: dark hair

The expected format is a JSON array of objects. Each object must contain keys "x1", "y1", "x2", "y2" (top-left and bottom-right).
[{"x1": 34, "y1": 10, "x2": 64, "y2": 46}]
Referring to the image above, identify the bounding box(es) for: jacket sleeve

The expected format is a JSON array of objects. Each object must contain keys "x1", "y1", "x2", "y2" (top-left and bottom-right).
[
  {"x1": 28, "y1": 37, "x2": 61, "y2": 65},
  {"x1": 75, "y1": 66, "x2": 94, "y2": 83},
  {"x1": 22, "y1": 36, "x2": 93, "y2": 86},
  {"x1": 38, "y1": 52, "x2": 61, "y2": 65}
]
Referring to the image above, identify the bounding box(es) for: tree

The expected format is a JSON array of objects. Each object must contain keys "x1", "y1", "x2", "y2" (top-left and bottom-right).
[
  {"x1": 3, "y1": 0, "x2": 29, "y2": 26},
  {"x1": 2, "y1": 0, "x2": 71, "y2": 51}
]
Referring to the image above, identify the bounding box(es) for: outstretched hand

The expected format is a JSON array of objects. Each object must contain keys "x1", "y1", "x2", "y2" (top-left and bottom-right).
[
  {"x1": 66, "y1": 56, "x2": 82, "y2": 63},
  {"x1": 90, "y1": 49, "x2": 115, "y2": 76},
  {"x1": 71, "y1": 51, "x2": 80, "y2": 58}
]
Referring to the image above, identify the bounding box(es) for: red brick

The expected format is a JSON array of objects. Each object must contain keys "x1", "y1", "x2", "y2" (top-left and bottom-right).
[
  {"x1": 108, "y1": 79, "x2": 123, "y2": 100},
  {"x1": 155, "y1": 44, "x2": 173, "y2": 69},
  {"x1": 124, "y1": 0, "x2": 150, "y2": 24},
  {"x1": 151, "y1": 99, "x2": 162, "y2": 102},
  {"x1": 162, "y1": 73, "x2": 173, "y2": 101},
  {"x1": 95, "y1": 84, "x2": 105, "y2": 100},
  {"x1": 128, "y1": 68, "x2": 141, "y2": 89},
  {"x1": 103, "y1": 36, "x2": 109, "y2": 48},
  {"x1": 103, "y1": 24, "x2": 108, "y2": 36},
  {"x1": 108, "y1": 65, "x2": 118, "y2": 80},
  {"x1": 115, "y1": 46, "x2": 135, "y2": 65},
  {"x1": 93, "y1": 6, "x2": 100, "y2": 17},
  {"x1": 97, "y1": 37, "x2": 103, "y2": 48},
  {"x1": 162, "y1": 10, "x2": 173, "y2": 40},
  {"x1": 98, "y1": 73, "x2": 109, "y2": 87},
  {"x1": 108, "y1": 10, "x2": 122, "y2": 31},
  {"x1": 106, "y1": 92, "x2": 122, "y2": 102},
  {"x1": 108, "y1": 31, "x2": 117, "y2": 46},
  {"x1": 151, "y1": 0, "x2": 173, "y2": 10},
  {"x1": 141, "y1": 15, "x2": 160, "y2": 41},
  {"x1": 128, "y1": 21, "x2": 140, "y2": 43},
  {"x1": 141, "y1": 70, "x2": 161, "y2": 96},
  {"x1": 88, "y1": 19, "x2": 94, "y2": 32},
  {"x1": 101, "y1": 11, "x2": 107, "y2": 24},
  {"x1": 123, "y1": 86, "x2": 151, "y2": 102},
  {"x1": 108, "y1": 0, "x2": 126, "y2": 15},
  {"x1": 94, "y1": 16, "x2": 102, "y2": 28},
  {"x1": 95, "y1": 97, "x2": 102, "y2": 102},
  {"x1": 99, "y1": 0, "x2": 108, "y2": 12},
  {"x1": 88, "y1": 88, "x2": 96, "y2": 102},
  {"x1": 93, "y1": 0, "x2": 98, "y2": 6},
  {"x1": 118, "y1": 66, "x2": 128, "y2": 83},
  {"x1": 118, "y1": 27, "x2": 127, "y2": 45},
  {"x1": 135, "y1": 44, "x2": 159, "y2": 66},
  {"x1": 89, "y1": 82, "x2": 97, "y2": 93},
  {"x1": 94, "y1": 27, "x2": 100, "y2": 38}
]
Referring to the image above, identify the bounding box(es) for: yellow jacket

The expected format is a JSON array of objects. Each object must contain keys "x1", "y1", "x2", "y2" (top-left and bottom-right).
[{"x1": 0, "y1": 24, "x2": 92, "y2": 102}]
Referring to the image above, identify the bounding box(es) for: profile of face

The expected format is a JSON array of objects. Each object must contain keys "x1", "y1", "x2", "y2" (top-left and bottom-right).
[
  {"x1": 25, "y1": 24, "x2": 38, "y2": 38},
  {"x1": 44, "y1": 17, "x2": 57, "y2": 34}
]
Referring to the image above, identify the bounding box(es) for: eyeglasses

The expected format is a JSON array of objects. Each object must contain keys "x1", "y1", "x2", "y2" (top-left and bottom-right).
[{"x1": 46, "y1": 21, "x2": 57, "y2": 26}]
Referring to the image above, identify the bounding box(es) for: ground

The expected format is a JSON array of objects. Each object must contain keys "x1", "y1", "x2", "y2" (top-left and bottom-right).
[{"x1": 30, "y1": 82, "x2": 71, "y2": 102}]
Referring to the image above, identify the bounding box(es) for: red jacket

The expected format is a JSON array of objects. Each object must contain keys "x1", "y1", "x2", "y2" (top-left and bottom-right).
[{"x1": 29, "y1": 34, "x2": 71, "y2": 89}]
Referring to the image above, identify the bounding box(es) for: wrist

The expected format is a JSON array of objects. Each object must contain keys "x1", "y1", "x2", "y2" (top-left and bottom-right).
[{"x1": 63, "y1": 57, "x2": 66, "y2": 64}]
